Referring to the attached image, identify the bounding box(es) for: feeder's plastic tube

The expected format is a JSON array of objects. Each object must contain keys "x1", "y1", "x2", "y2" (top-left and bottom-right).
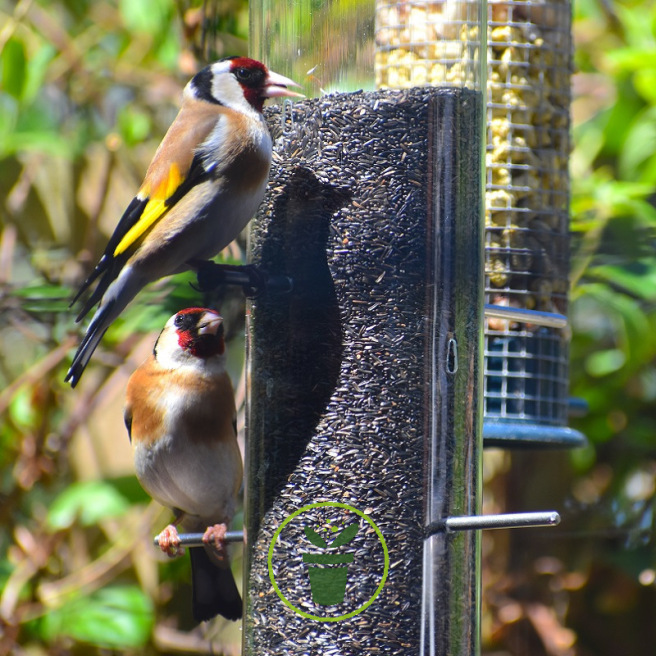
[
  {"x1": 244, "y1": 88, "x2": 483, "y2": 656},
  {"x1": 375, "y1": 0, "x2": 487, "y2": 93},
  {"x1": 421, "y1": 93, "x2": 484, "y2": 656},
  {"x1": 372, "y1": 3, "x2": 488, "y2": 655},
  {"x1": 250, "y1": 0, "x2": 376, "y2": 96},
  {"x1": 247, "y1": 3, "x2": 486, "y2": 656}
]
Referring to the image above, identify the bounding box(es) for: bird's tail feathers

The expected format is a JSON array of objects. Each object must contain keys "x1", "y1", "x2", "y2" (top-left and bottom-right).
[
  {"x1": 190, "y1": 546, "x2": 242, "y2": 622},
  {"x1": 65, "y1": 266, "x2": 143, "y2": 387},
  {"x1": 70, "y1": 255, "x2": 126, "y2": 324},
  {"x1": 69, "y1": 257, "x2": 107, "y2": 311},
  {"x1": 65, "y1": 299, "x2": 116, "y2": 387}
]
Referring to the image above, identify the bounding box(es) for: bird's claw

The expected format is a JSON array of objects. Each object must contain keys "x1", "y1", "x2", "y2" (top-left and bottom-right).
[
  {"x1": 191, "y1": 261, "x2": 292, "y2": 298},
  {"x1": 157, "y1": 525, "x2": 185, "y2": 558},
  {"x1": 202, "y1": 523, "x2": 228, "y2": 561}
]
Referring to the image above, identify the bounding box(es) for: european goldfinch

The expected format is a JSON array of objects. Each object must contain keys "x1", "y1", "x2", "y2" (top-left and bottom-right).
[
  {"x1": 66, "y1": 58, "x2": 301, "y2": 386},
  {"x1": 124, "y1": 308, "x2": 243, "y2": 622}
]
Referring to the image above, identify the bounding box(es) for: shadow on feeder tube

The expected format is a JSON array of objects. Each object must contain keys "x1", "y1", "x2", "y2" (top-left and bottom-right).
[{"x1": 247, "y1": 166, "x2": 351, "y2": 535}]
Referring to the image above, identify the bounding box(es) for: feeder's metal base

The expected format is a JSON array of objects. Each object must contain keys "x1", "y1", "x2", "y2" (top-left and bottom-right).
[{"x1": 483, "y1": 420, "x2": 586, "y2": 449}]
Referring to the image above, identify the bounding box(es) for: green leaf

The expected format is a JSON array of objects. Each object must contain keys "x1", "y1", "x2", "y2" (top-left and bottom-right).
[
  {"x1": 328, "y1": 522, "x2": 359, "y2": 548},
  {"x1": 13, "y1": 284, "x2": 71, "y2": 300},
  {"x1": 304, "y1": 526, "x2": 328, "y2": 548},
  {"x1": 8, "y1": 386, "x2": 38, "y2": 429},
  {"x1": 41, "y1": 585, "x2": 153, "y2": 648},
  {"x1": 573, "y1": 283, "x2": 651, "y2": 370},
  {"x1": 117, "y1": 106, "x2": 151, "y2": 146},
  {"x1": 0, "y1": 129, "x2": 76, "y2": 158},
  {"x1": 633, "y1": 66, "x2": 656, "y2": 105},
  {"x1": 615, "y1": 4, "x2": 656, "y2": 52},
  {"x1": 22, "y1": 43, "x2": 56, "y2": 103},
  {"x1": 14, "y1": 283, "x2": 71, "y2": 312},
  {"x1": 119, "y1": 0, "x2": 171, "y2": 35},
  {"x1": 47, "y1": 480, "x2": 130, "y2": 530},
  {"x1": 1, "y1": 37, "x2": 27, "y2": 100},
  {"x1": 619, "y1": 107, "x2": 656, "y2": 179},
  {"x1": 585, "y1": 348, "x2": 626, "y2": 377},
  {"x1": 591, "y1": 260, "x2": 656, "y2": 301},
  {"x1": 103, "y1": 475, "x2": 151, "y2": 505},
  {"x1": 608, "y1": 48, "x2": 656, "y2": 75}
]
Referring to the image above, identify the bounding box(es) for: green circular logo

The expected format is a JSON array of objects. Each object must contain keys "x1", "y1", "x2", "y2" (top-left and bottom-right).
[{"x1": 267, "y1": 502, "x2": 389, "y2": 622}]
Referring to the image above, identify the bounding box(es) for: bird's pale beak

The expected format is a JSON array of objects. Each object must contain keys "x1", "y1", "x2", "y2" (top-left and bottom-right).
[
  {"x1": 262, "y1": 70, "x2": 304, "y2": 99},
  {"x1": 198, "y1": 312, "x2": 223, "y2": 336}
]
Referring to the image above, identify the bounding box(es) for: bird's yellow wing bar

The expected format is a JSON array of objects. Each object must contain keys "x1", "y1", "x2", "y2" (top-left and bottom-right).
[{"x1": 113, "y1": 163, "x2": 183, "y2": 257}]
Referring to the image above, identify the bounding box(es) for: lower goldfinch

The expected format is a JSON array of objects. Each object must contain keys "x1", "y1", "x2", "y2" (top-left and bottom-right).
[
  {"x1": 66, "y1": 58, "x2": 301, "y2": 386},
  {"x1": 124, "y1": 308, "x2": 243, "y2": 622}
]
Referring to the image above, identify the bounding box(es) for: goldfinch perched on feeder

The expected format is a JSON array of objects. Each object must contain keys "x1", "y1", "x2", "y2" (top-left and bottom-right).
[
  {"x1": 124, "y1": 308, "x2": 243, "y2": 622},
  {"x1": 65, "y1": 57, "x2": 301, "y2": 387}
]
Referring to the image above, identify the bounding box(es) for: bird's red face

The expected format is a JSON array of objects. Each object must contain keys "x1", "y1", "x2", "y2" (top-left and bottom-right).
[
  {"x1": 173, "y1": 308, "x2": 225, "y2": 359},
  {"x1": 228, "y1": 57, "x2": 303, "y2": 112}
]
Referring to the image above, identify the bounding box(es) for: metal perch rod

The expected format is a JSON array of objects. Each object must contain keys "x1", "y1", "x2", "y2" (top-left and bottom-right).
[
  {"x1": 152, "y1": 530, "x2": 244, "y2": 548},
  {"x1": 426, "y1": 511, "x2": 561, "y2": 537},
  {"x1": 157, "y1": 513, "x2": 561, "y2": 548}
]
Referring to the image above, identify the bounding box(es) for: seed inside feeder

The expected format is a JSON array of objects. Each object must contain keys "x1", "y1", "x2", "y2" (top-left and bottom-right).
[{"x1": 245, "y1": 87, "x2": 482, "y2": 653}]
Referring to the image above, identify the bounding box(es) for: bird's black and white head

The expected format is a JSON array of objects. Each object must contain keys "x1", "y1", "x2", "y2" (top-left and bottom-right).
[
  {"x1": 187, "y1": 57, "x2": 302, "y2": 114},
  {"x1": 154, "y1": 308, "x2": 227, "y2": 372}
]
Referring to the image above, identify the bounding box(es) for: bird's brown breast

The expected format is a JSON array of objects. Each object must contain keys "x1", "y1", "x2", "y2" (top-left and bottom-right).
[{"x1": 126, "y1": 357, "x2": 237, "y2": 449}]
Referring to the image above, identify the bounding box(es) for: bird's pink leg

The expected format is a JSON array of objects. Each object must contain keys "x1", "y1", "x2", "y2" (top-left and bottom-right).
[
  {"x1": 157, "y1": 523, "x2": 185, "y2": 558},
  {"x1": 202, "y1": 523, "x2": 228, "y2": 562}
]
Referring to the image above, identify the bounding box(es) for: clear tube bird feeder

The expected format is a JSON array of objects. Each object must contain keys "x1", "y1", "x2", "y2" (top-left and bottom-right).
[{"x1": 246, "y1": 2, "x2": 485, "y2": 655}]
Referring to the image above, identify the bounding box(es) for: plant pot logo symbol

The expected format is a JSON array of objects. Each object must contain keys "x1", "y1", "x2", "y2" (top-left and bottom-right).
[
  {"x1": 267, "y1": 501, "x2": 389, "y2": 622},
  {"x1": 302, "y1": 523, "x2": 358, "y2": 605}
]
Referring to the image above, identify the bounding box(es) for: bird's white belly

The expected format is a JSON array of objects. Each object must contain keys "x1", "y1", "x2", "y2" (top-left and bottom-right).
[{"x1": 134, "y1": 432, "x2": 238, "y2": 526}]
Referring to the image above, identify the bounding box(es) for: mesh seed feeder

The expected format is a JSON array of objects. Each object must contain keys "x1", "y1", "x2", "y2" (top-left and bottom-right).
[
  {"x1": 242, "y1": 1, "x2": 569, "y2": 654},
  {"x1": 481, "y1": 0, "x2": 584, "y2": 447}
]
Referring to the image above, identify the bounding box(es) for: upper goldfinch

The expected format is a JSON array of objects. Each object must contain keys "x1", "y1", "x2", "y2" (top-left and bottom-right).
[
  {"x1": 124, "y1": 308, "x2": 243, "y2": 622},
  {"x1": 66, "y1": 57, "x2": 301, "y2": 386}
]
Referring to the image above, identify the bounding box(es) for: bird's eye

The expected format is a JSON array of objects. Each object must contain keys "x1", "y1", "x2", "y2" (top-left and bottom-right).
[
  {"x1": 174, "y1": 312, "x2": 197, "y2": 330},
  {"x1": 235, "y1": 67, "x2": 252, "y2": 81}
]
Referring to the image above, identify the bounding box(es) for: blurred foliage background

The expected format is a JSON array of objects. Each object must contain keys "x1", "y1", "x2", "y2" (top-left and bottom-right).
[
  {"x1": 0, "y1": 0, "x2": 655, "y2": 654},
  {"x1": 0, "y1": 0, "x2": 249, "y2": 653},
  {"x1": 481, "y1": 1, "x2": 656, "y2": 655}
]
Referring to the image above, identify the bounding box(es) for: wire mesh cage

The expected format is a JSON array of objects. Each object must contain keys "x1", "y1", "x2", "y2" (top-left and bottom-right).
[
  {"x1": 375, "y1": 0, "x2": 484, "y2": 88},
  {"x1": 483, "y1": 0, "x2": 573, "y2": 437},
  {"x1": 375, "y1": 0, "x2": 581, "y2": 445},
  {"x1": 485, "y1": 0, "x2": 571, "y2": 314},
  {"x1": 485, "y1": 326, "x2": 568, "y2": 423}
]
